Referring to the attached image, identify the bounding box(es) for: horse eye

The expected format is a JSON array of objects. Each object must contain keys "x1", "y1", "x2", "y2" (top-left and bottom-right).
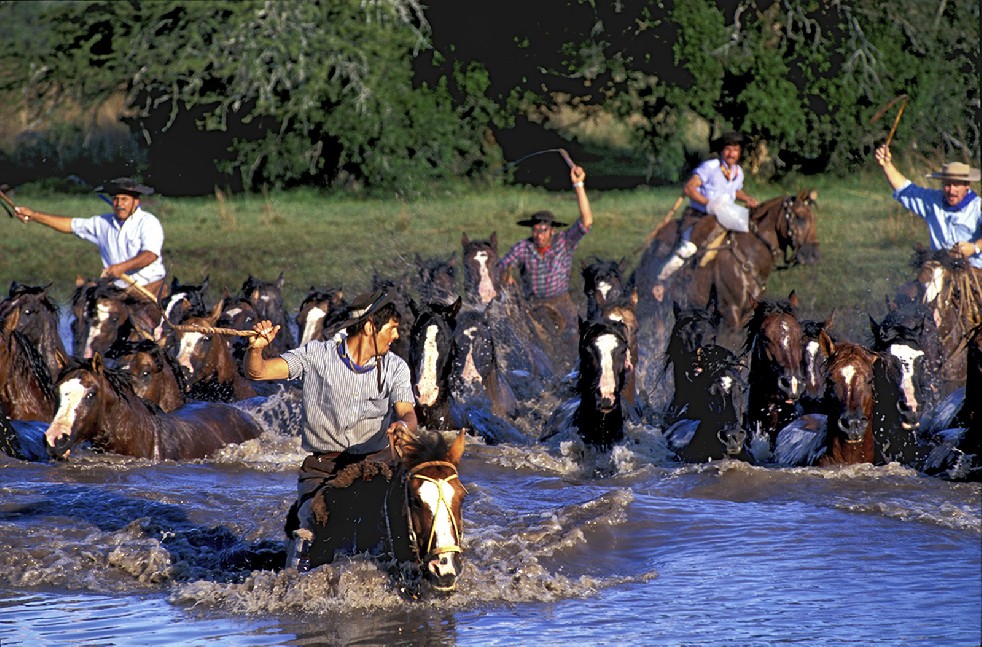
[{"x1": 85, "y1": 391, "x2": 96, "y2": 400}]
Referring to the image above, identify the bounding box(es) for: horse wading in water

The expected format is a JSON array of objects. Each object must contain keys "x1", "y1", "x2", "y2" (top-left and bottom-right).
[
  {"x1": 284, "y1": 430, "x2": 467, "y2": 594},
  {"x1": 45, "y1": 354, "x2": 261, "y2": 460}
]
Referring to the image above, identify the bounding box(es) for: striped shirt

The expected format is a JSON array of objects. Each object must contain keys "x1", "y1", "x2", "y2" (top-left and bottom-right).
[
  {"x1": 281, "y1": 338, "x2": 415, "y2": 454},
  {"x1": 71, "y1": 207, "x2": 166, "y2": 286},
  {"x1": 498, "y1": 221, "x2": 588, "y2": 298}
]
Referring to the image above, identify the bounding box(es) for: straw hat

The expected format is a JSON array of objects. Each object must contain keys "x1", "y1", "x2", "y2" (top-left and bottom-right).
[{"x1": 926, "y1": 161, "x2": 981, "y2": 183}]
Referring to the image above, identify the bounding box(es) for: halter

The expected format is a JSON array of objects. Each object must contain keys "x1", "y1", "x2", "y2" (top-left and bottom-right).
[{"x1": 402, "y1": 460, "x2": 465, "y2": 566}]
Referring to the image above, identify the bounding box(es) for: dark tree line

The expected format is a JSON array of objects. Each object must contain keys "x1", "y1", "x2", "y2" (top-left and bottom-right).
[{"x1": 0, "y1": 0, "x2": 977, "y2": 194}]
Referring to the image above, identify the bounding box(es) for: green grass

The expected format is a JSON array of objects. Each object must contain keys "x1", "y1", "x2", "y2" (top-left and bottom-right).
[{"x1": 0, "y1": 171, "x2": 927, "y2": 342}]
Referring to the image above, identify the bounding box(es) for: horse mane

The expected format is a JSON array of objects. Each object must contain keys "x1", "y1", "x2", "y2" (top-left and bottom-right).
[
  {"x1": 110, "y1": 338, "x2": 190, "y2": 394},
  {"x1": 5, "y1": 283, "x2": 61, "y2": 319},
  {"x1": 10, "y1": 329, "x2": 56, "y2": 401},
  {"x1": 59, "y1": 356, "x2": 137, "y2": 401},
  {"x1": 751, "y1": 195, "x2": 791, "y2": 222},
  {"x1": 742, "y1": 298, "x2": 798, "y2": 354}
]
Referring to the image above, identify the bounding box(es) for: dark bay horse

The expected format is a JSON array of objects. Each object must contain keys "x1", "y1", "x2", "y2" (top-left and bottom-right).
[
  {"x1": 461, "y1": 231, "x2": 501, "y2": 306},
  {"x1": 45, "y1": 354, "x2": 262, "y2": 460},
  {"x1": 110, "y1": 339, "x2": 187, "y2": 413},
  {"x1": 665, "y1": 344, "x2": 751, "y2": 463},
  {"x1": 241, "y1": 273, "x2": 295, "y2": 353},
  {"x1": 415, "y1": 253, "x2": 459, "y2": 307},
  {"x1": 71, "y1": 278, "x2": 162, "y2": 358},
  {"x1": 296, "y1": 287, "x2": 346, "y2": 345},
  {"x1": 0, "y1": 309, "x2": 57, "y2": 421},
  {"x1": 409, "y1": 299, "x2": 462, "y2": 430},
  {"x1": 286, "y1": 430, "x2": 467, "y2": 593},
  {"x1": 0, "y1": 281, "x2": 67, "y2": 379},
  {"x1": 159, "y1": 275, "x2": 211, "y2": 329},
  {"x1": 582, "y1": 256, "x2": 627, "y2": 319},
  {"x1": 744, "y1": 293, "x2": 805, "y2": 445},
  {"x1": 815, "y1": 336, "x2": 878, "y2": 465},
  {"x1": 800, "y1": 311, "x2": 835, "y2": 414},
  {"x1": 170, "y1": 302, "x2": 258, "y2": 402},
  {"x1": 575, "y1": 318, "x2": 631, "y2": 450},
  {"x1": 665, "y1": 297, "x2": 721, "y2": 422}
]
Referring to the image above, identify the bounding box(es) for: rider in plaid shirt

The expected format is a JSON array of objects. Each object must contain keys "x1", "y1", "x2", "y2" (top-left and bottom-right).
[{"x1": 498, "y1": 165, "x2": 594, "y2": 370}]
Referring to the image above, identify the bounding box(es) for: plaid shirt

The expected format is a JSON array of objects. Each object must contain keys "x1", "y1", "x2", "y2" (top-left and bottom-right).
[{"x1": 498, "y1": 221, "x2": 588, "y2": 298}]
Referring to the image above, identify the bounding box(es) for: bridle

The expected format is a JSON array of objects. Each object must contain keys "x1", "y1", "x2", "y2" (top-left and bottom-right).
[
  {"x1": 748, "y1": 196, "x2": 805, "y2": 268},
  {"x1": 402, "y1": 460, "x2": 465, "y2": 567}
]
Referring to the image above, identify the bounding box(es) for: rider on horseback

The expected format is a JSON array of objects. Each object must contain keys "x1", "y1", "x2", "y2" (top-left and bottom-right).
[
  {"x1": 246, "y1": 289, "x2": 418, "y2": 572},
  {"x1": 658, "y1": 131, "x2": 760, "y2": 281}
]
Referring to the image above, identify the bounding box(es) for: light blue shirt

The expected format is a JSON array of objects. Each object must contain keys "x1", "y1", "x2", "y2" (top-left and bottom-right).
[
  {"x1": 71, "y1": 207, "x2": 166, "y2": 285},
  {"x1": 690, "y1": 158, "x2": 744, "y2": 213},
  {"x1": 894, "y1": 181, "x2": 982, "y2": 268}
]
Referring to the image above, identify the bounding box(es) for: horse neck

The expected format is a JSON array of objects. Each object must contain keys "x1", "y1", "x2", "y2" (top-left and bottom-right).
[{"x1": 96, "y1": 387, "x2": 160, "y2": 458}]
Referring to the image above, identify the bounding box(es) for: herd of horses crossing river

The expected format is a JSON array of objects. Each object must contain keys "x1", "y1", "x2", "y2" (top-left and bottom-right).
[{"x1": 0, "y1": 192, "x2": 979, "y2": 643}]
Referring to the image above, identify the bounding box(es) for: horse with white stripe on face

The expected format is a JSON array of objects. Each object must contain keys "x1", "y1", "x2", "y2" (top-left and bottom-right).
[
  {"x1": 575, "y1": 317, "x2": 631, "y2": 450},
  {"x1": 409, "y1": 298, "x2": 461, "y2": 430}
]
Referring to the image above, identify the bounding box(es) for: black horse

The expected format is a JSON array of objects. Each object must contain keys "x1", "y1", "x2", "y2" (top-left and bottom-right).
[
  {"x1": 582, "y1": 256, "x2": 627, "y2": 320},
  {"x1": 575, "y1": 318, "x2": 631, "y2": 450},
  {"x1": 409, "y1": 299, "x2": 461, "y2": 430},
  {"x1": 665, "y1": 296, "x2": 721, "y2": 423}
]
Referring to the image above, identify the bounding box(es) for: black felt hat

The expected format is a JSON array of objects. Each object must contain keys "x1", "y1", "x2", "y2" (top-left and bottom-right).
[
  {"x1": 334, "y1": 289, "x2": 395, "y2": 330},
  {"x1": 95, "y1": 177, "x2": 155, "y2": 197},
  {"x1": 516, "y1": 210, "x2": 568, "y2": 228},
  {"x1": 710, "y1": 130, "x2": 745, "y2": 153}
]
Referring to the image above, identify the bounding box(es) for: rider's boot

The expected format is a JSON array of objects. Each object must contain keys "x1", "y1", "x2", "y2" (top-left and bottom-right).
[
  {"x1": 657, "y1": 240, "x2": 698, "y2": 281},
  {"x1": 286, "y1": 528, "x2": 314, "y2": 572}
]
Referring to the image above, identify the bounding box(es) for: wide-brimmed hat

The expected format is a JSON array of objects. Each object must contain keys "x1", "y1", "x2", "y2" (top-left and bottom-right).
[
  {"x1": 710, "y1": 130, "x2": 744, "y2": 153},
  {"x1": 926, "y1": 161, "x2": 981, "y2": 183},
  {"x1": 516, "y1": 210, "x2": 568, "y2": 228},
  {"x1": 334, "y1": 289, "x2": 395, "y2": 330},
  {"x1": 95, "y1": 177, "x2": 155, "y2": 197}
]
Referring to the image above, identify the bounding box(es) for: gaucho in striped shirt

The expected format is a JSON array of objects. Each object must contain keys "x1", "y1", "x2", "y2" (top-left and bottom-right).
[{"x1": 245, "y1": 290, "x2": 418, "y2": 571}]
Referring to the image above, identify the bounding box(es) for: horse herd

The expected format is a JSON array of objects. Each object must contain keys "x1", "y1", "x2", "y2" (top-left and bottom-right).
[{"x1": 0, "y1": 192, "x2": 978, "y2": 476}]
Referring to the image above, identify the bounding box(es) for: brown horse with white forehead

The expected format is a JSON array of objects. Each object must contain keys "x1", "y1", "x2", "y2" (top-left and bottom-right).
[
  {"x1": 45, "y1": 354, "x2": 261, "y2": 460},
  {"x1": 816, "y1": 336, "x2": 878, "y2": 465}
]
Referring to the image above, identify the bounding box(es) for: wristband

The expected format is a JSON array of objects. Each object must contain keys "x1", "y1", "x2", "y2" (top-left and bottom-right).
[
  {"x1": 975, "y1": 242, "x2": 981, "y2": 255},
  {"x1": 573, "y1": 181, "x2": 584, "y2": 189}
]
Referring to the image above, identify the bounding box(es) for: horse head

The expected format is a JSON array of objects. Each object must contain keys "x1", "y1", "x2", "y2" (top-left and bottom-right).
[
  {"x1": 745, "y1": 293, "x2": 805, "y2": 402},
  {"x1": 776, "y1": 190, "x2": 819, "y2": 266},
  {"x1": 694, "y1": 345, "x2": 748, "y2": 458},
  {"x1": 46, "y1": 354, "x2": 135, "y2": 459},
  {"x1": 870, "y1": 306, "x2": 929, "y2": 430},
  {"x1": 401, "y1": 429, "x2": 467, "y2": 593},
  {"x1": 110, "y1": 338, "x2": 187, "y2": 412},
  {"x1": 296, "y1": 286, "x2": 346, "y2": 345},
  {"x1": 415, "y1": 253, "x2": 459, "y2": 306},
  {"x1": 0, "y1": 281, "x2": 66, "y2": 379},
  {"x1": 801, "y1": 310, "x2": 835, "y2": 407},
  {"x1": 241, "y1": 273, "x2": 295, "y2": 350},
  {"x1": 575, "y1": 318, "x2": 630, "y2": 450},
  {"x1": 667, "y1": 297, "x2": 721, "y2": 386},
  {"x1": 217, "y1": 293, "x2": 261, "y2": 362},
  {"x1": 161, "y1": 275, "x2": 210, "y2": 325},
  {"x1": 582, "y1": 256, "x2": 627, "y2": 318},
  {"x1": 409, "y1": 299, "x2": 461, "y2": 417},
  {"x1": 819, "y1": 336, "x2": 877, "y2": 462},
  {"x1": 461, "y1": 231, "x2": 500, "y2": 304}
]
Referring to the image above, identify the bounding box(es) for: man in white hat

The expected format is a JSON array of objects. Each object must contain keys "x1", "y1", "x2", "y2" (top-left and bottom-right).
[
  {"x1": 875, "y1": 145, "x2": 982, "y2": 268},
  {"x1": 14, "y1": 177, "x2": 167, "y2": 295}
]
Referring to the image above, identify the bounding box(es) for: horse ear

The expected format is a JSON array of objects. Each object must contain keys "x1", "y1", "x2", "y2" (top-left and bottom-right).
[
  {"x1": 170, "y1": 276, "x2": 179, "y2": 289},
  {"x1": 629, "y1": 287, "x2": 639, "y2": 306},
  {"x1": 54, "y1": 348, "x2": 69, "y2": 373},
  {"x1": 490, "y1": 231, "x2": 498, "y2": 252},
  {"x1": 461, "y1": 232, "x2": 469, "y2": 248},
  {"x1": 818, "y1": 329, "x2": 835, "y2": 357},
  {"x1": 447, "y1": 251, "x2": 457, "y2": 266},
  {"x1": 451, "y1": 297, "x2": 462, "y2": 319},
  {"x1": 824, "y1": 308, "x2": 835, "y2": 331},
  {"x1": 75, "y1": 275, "x2": 87, "y2": 288},
  {"x1": 2, "y1": 306, "x2": 19, "y2": 333},
  {"x1": 869, "y1": 315, "x2": 881, "y2": 341},
  {"x1": 788, "y1": 290, "x2": 799, "y2": 308},
  {"x1": 408, "y1": 298, "x2": 420, "y2": 320},
  {"x1": 672, "y1": 301, "x2": 681, "y2": 318},
  {"x1": 707, "y1": 284, "x2": 720, "y2": 313},
  {"x1": 208, "y1": 299, "x2": 224, "y2": 324},
  {"x1": 92, "y1": 352, "x2": 105, "y2": 374},
  {"x1": 200, "y1": 275, "x2": 210, "y2": 292},
  {"x1": 447, "y1": 428, "x2": 466, "y2": 465}
]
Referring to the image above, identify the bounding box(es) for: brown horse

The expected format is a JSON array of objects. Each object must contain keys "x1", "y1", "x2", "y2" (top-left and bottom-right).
[
  {"x1": 45, "y1": 354, "x2": 262, "y2": 460},
  {"x1": 815, "y1": 336, "x2": 878, "y2": 466},
  {"x1": 744, "y1": 293, "x2": 806, "y2": 445},
  {"x1": 71, "y1": 277, "x2": 162, "y2": 358},
  {"x1": 0, "y1": 309, "x2": 57, "y2": 421},
  {"x1": 111, "y1": 339, "x2": 187, "y2": 412},
  {"x1": 0, "y1": 281, "x2": 68, "y2": 380},
  {"x1": 635, "y1": 191, "x2": 819, "y2": 348},
  {"x1": 170, "y1": 301, "x2": 257, "y2": 402},
  {"x1": 286, "y1": 430, "x2": 467, "y2": 593},
  {"x1": 296, "y1": 287, "x2": 346, "y2": 345}
]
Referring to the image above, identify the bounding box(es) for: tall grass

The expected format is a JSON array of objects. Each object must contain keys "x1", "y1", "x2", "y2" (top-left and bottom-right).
[{"x1": 0, "y1": 171, "x2": 926, "y2": 343}]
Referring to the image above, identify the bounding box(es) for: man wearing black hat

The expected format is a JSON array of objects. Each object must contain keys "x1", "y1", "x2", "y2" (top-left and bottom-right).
[
  {"x1": 657, "y1": 131, "x2": 759, "y2": 282},
  {"x1": 246, "y1": 289, "x2": 417, "y2": 571},
  {"x1": 14, "y1": 178, "x2": 166, "y2": 295},
  {"x1": 498, "y1": 165, "x2": 593, "y2": 362}
]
